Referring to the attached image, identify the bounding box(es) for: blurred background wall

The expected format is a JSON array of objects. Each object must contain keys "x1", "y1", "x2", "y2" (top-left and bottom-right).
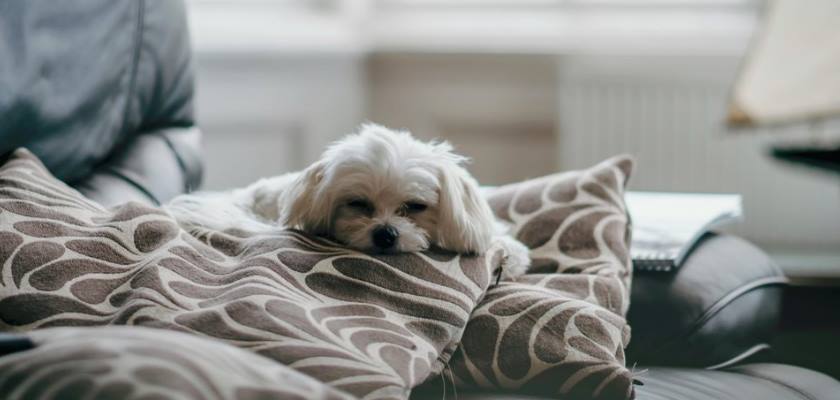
[{"x1": 186, "y1": 0, "x2": 840, "y2": 263}]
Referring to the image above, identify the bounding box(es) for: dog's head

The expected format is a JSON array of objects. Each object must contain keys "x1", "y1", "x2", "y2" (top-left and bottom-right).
[{"x1": 282, "y1": 123, "x2": 495, "y2": 254}]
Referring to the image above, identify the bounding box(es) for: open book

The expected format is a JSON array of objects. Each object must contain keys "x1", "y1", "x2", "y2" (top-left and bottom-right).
[{"x1": 626, "y1": 192, "x2": 743, "y2": 272}]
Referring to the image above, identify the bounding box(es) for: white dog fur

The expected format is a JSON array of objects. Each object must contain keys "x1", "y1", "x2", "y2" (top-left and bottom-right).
[{"x1": 166, "y1": 124, "x2": 530, "y2": 278}]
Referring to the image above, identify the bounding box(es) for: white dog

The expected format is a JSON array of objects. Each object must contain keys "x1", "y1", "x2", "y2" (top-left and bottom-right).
[{"x1": 166, "y1": 124, "x2": 530, "y2": 278}]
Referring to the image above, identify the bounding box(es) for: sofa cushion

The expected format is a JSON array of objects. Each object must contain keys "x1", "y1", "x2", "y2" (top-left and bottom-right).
[
  {"x1": 411, "y1": 363, "x2": 840, "y2": 400},
  {"x1": 635, "y1": 364, "x2": 840, "y2": 400}
]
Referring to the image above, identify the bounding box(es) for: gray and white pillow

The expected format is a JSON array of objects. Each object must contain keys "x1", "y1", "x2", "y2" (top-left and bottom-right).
[
  {"x1": 1, "y1": 326, "x2": 351, "y2": 400},
  {"x1": 448, "y1": 156, "x2": 636, "y2": 399}
]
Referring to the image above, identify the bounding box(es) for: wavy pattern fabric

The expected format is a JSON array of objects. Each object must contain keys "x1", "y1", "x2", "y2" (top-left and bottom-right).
[
  {"x1": 0, "y1": 149, "x2": 499, "y2": 400},
  {"x1": 447, "y1": 156, "x2": 636, "y2": 399},
  {"x1": 0, "y1": 149, "x2": 635, "y2": 400},
  {"x1": 0, "y1": 326, "x2": 351, "y2": 400}
]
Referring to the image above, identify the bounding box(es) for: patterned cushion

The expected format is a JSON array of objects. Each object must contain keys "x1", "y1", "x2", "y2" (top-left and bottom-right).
[
  {"x1": 1, "y1": 326, "x2": 351, "y2": 400},
  {"x1": 447, "y1": 156, "x2": 636, "y2": 399},
  {"x1": 492, "y1": 155, "x2": 633, "y2": 311},
  {"x1": 0, "y1": 149, "x2": 500, "y2": 400}
]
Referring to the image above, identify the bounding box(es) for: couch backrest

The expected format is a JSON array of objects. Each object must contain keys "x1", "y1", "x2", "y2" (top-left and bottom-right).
[{"x1": 0, "y1": 0, "x2": 195, "y2": 184}]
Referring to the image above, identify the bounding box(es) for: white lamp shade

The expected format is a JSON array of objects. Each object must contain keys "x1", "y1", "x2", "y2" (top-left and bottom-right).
[{"x1": 729, "y1": 0, "x2": 840, "y2": 126}]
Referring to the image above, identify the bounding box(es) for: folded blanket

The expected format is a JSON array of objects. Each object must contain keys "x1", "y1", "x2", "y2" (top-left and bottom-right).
[{"x1": 0, "y1": 149, "x2": 635, "y2": 399}]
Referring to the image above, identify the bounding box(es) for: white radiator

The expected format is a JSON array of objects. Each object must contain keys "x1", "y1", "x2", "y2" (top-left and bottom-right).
[{"x1": 556, "y1": 55, "x2": 840, "y2": 251}]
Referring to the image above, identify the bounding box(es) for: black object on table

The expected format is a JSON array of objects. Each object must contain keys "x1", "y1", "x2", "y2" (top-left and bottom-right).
[{"x1": 771, "y1": 143, "x2": 840, "y2": 174}]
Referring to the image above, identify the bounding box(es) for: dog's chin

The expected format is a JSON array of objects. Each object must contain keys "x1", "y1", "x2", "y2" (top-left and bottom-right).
[{"x1": 333, "y1": 229, "x2": 431, "y2": 254}]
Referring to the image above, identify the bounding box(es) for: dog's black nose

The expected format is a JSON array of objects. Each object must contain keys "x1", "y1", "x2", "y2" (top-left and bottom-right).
[{"x1": 372, "y1": 225, "x2": 399, "y2": 249}]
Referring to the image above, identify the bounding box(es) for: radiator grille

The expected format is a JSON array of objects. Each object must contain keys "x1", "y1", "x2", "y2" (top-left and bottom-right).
[{"x1": 557, "y1": 80, "x2": 840, "y2": 249}]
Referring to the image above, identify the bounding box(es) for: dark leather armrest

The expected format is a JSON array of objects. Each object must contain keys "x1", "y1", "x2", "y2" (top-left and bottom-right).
[
  {"x1": 73, "y1": 127, "x2": 203, "y2": 207},
  {"x1": 626, "y1": 234, "x2": 789, "y2": 368}
]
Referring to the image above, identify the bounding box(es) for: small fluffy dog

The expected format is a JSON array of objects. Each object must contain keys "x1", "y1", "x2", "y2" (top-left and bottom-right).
[{"x1": 166, "y1": 124, "x2": 530, "y2": 278}]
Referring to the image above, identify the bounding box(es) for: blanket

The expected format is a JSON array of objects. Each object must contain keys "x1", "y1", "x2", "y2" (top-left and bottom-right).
[{"x1": 0, "y1": 149, "x2": 635, "y2": 399}]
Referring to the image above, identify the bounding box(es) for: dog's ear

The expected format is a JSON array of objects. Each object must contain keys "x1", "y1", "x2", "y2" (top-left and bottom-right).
[
  {"x1": 281, "y1": 160, "x2": 331, "y2": 234},
  {"x1": 436, "y1": 162, "x2": 495, "y2": 255}
]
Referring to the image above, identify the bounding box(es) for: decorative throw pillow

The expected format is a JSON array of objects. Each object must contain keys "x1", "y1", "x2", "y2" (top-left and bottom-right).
[
  {"x1": 1, "y1": 326, "x2": 351, "y2": 400},
  {"x1": 449, "y1": 156, "x2": 636, "y2": 399},
  {"x1": 489, "y1": 155, "x2": 634, "y2": 292},
  {"x1": 0, "y1": 149, "x2": 502, "y2": 400}
]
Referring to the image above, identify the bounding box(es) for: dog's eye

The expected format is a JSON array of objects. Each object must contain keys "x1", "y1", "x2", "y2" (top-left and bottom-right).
[
  {"x1": 403, "y1": 202, "x2": 428, "y2": 213},
  {"x1": 347, "y1": 199, "x2": 373, "y2": 212}
]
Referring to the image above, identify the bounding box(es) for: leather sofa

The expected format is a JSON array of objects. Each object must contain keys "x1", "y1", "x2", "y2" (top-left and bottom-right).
[{"x1": 1, "y1": 1, "x2": 838, "y2": 399}]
